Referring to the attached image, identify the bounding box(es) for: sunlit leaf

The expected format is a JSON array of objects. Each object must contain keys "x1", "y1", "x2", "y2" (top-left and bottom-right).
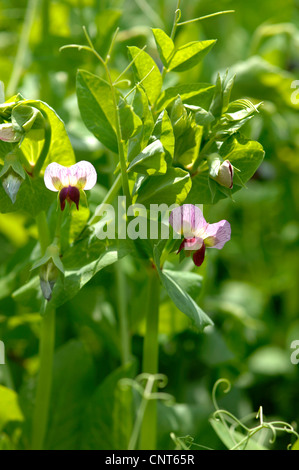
[{"x1": 127, "y1": 46, "x2": 162, "y2": 105}]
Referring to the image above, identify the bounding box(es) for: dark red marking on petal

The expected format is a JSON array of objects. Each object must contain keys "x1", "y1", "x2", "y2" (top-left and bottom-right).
[
  {"x1": 68, "y1": 186, "x2": 80, "y2": 210},
  {"x1": 59, "y1": 187, "x2": 68, "y2": 211},
  {"x1": 59, "y1": 186, "x2": 80, "y2": 211},
  {"x1": 192, "y1": 242, "x2": 206, "y2": 267}
]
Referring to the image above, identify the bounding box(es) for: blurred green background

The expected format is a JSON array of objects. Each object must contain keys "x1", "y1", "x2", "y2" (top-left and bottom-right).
[{"x1": 0, "y1": 0, "x2": 299, "y2": 450}]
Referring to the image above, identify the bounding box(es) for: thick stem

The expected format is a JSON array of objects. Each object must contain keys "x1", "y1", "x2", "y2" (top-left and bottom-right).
[
  {"x1": 31, "y1": 306, "x2": 55, "y2": 450},
  {"x1": 139, "y1": 267, "x2": 160, "y2": 450},
  {"x1": 35, "y1": 210, "x2": 51, "y2": 252},
  {"x1": 31, "y1": 211, "x2": 56, "y2": 450},
  {"x1": 115, "y1": 259, "x2": 131, "y2": 366}
]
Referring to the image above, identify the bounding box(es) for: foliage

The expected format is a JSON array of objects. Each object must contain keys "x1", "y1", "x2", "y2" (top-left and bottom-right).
[{"x1": 0, "y1": 0, "x2": 298, "y2": 451}]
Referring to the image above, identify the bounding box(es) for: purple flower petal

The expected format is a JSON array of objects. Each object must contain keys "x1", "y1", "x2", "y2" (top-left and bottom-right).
[
  {"x1": 204, "y1": 220, "x2": 231, "y2": 249},
  {"x1": 170, "y1": 204, "x2": 206, "y2": 238}
]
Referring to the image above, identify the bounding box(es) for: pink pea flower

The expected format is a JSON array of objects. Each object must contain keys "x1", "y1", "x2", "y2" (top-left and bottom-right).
[
  {"x1": 44, "y1": 161, "x2": 97, "y2": 210},
  {"x1": 169, "y1": 204, "x2": 231, "y2": 267}
]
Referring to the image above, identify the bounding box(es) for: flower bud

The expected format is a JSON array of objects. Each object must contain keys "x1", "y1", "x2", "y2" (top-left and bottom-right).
[
  {"x1": 0, "y1": 123, "x2": 21, "y2": 142},
  {"x1": 208, "y1": 154, "x2": 234, "y2": 189},
  {"x1": 32, "y1": 244, "x2": 65, "y2": 301},
  {"x1": 39, "y1": 260, "x2": 59, "y2": 301},
  {"x1": 1, "y1": 170, "x2": 23, "y2": 203},
  {"x1": 0, "y1": 152, "x2": 26, "y2": 203}
]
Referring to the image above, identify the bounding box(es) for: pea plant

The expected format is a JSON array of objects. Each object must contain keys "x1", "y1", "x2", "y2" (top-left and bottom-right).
[{"x1": 2, "y1": 2, "x2": 296, "y2": 451}]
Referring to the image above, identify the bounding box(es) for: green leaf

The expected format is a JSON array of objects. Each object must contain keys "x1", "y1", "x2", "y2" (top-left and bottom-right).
[
  {"x1": 118, "y1": 97, "x2": 142, "y2": 141},
  {"x1": 151, "y1": 110, "x2": 175, "y2": 159},
  {"x1": 248, "y1": 346, "x2": 293, "y2": 376},
  {"x1": 0, "y1": 385, "x2": 24, "y2": 432},
  {"x1": 128, "y1": 87, "x2": 155, "y2": 162},
  {"x1": 127, "y1": 46, "x2": 162, "y2": 105},
  {"x1": 292, "y1": 439, "x2": 299, "y2": 450},
  {"x1": 45, "y1": 340, "x2": 95, "y2": 450},
  {"x1": 154, "y1": 246, "x2": 213, "y2": 331},
  {"x1": 209, "y1": 73, "x2": 223, "y2": 118},
  {"x1": 13, "y1": 238, "x2": 132, "y2": 311},
  {"x1": 81, "y1": 361, "x2": 136, "y2": 450},
  {"x1": 0, "y1": 140, "x2": 12, "y2": 162},
  {"x1": 156, "y1": 83, "x2": 215, "y2": 112},
  {"x1": 163, "y1": 269, "x2": 203, "y2": 303},
  {"x1": 152, "y1": 28, "x2": 174, "y2": 67},
  {"x1": 170, "y1": 96, "x2": 189, "y2": 137},
  {"x1": 18, "y1": 99, "x2": 76, "y2": 170},
  {"x1": 127, "y1": 139, "x2": 167, "y2": 175},
  {"x1": 195, "y1": 107, "x2": 215, "y2": 126},
  {"x1": 0, "y1": 175, "x2": 55, "y2": 216},
  {"x1": 11, "y1": 104, "x2": 44, "y2": 134},
  {"x1": 222, "y1": 74, "x2": 235, "y2": 112},
  {"x1": 168, "y1": 40, "x2": 216, "y2": 72},
  {"x1": 210, "y1": 418, "x2": 268, "y2": 450},
  {"x1": 219, "y1": 133, "x2": 265, "y2": 184},
  {"x1": 186, "y1": 134, "x2": 264, "y2": 204},
  {"x1": 134, "y1": 167, "x2": 191, "y2": 207},
  {"x1": 76, "y1": 69, "x2": 118, "y2": 152}
]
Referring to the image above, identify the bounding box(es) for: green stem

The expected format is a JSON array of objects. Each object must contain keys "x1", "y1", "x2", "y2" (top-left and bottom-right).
[
  {"x1": 35, "y1": 210, "x2": 51, "y2": 252},
  {"x1": 31, "y1": 306, "x2": 55, "y2": 450},
  {"x1": 192, "y1": 137, "x2": 215, "y2": 173},
  {"x1": 169, "y1": 0, "x2": 182, "y2": 40},
  {"x1": 53, "y1": 208, "x2": 63, "y2": 245},
  {"x1": 7, "y1": 0, "x2": 40, "y2": 97},
  {"x1": 31, "y1": 211, "x2": 56, "y2": 450},
  {"x1": 139, "y1": 267, "x2": 160, "y2": 450},
  {"x1": 78, "y1": 31, "x2": 132, "y2": 206},
  {"x1": 115, "y1": 259, "x2": 131, "y2": 366},
  {"x1": 105, "y1": 72, "x2": 131, "y2": 207},
  {"x1": 177, "y1": 10, "x2": 235, "y2": 26}
]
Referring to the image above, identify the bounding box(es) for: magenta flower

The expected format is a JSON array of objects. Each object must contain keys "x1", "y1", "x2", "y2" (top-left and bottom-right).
[
  {"x1": 169, "y1": 204, "x2": 231, "y2": 267},
  {"x1": 44, "y1": 161, "x2": 97, "y2": 210}
]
